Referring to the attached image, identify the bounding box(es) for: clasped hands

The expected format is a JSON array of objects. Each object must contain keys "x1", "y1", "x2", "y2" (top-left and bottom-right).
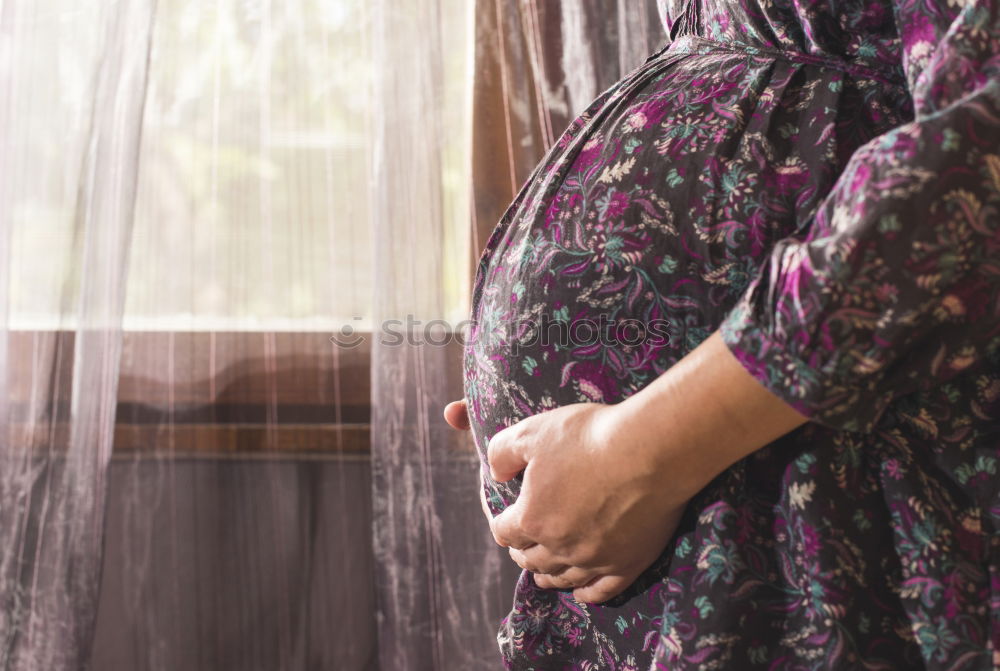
[{"x1": 443, "y1": 398, "x2": 689, "y2": 604}]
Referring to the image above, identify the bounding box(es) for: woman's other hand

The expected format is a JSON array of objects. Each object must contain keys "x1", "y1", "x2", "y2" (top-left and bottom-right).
[{"x1": 443, "y1": 399, "x2": 470, "y2": 431}]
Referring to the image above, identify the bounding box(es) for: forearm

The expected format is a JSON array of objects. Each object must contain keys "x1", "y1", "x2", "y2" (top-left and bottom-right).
[{"x1": 609, "y1": 331, "x2": 808, "y2": 502}]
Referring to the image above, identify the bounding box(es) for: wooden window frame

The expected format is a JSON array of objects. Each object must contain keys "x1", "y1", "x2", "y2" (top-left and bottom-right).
[{"x1": 9, "y1": 331, "x2": 379, "y2": 456}]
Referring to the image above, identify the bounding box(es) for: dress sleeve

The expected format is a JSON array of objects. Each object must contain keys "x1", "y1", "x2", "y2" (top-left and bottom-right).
[{"x1": 719, "y1": 0, "x2": 1000, "y2": 433}]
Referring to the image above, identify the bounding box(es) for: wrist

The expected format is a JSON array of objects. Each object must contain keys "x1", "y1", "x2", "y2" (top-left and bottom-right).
[
  {"x1": 608, "y1": 380, "x2": 717, "y2": 504},
  {"x1": 604, "y1": 331, "x2": 808, "y2": 503}
]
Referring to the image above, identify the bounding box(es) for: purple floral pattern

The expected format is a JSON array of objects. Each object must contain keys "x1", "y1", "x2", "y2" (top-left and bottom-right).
[{"x1": 464, "y1": 0, "x2": 1000, "y2": 668}]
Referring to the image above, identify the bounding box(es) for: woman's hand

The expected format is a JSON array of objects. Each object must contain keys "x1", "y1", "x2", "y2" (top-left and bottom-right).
[
  {"x1": 443, "y1": 397, "x2": 690, "y2": 603},
  {"x1": 443, "y1": 332, "x2": 809, "y2": 604},
  {"x1": 485, "y1": 402, "x2": 690, "y2": 604}
]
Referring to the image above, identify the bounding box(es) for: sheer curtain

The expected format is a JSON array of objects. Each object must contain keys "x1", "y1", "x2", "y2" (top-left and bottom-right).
[
  {"x1": 0, "y1": 1, "x2": 156, "y2": 668},
  {"x1": 0, "y1": 1, "x2": 663, "y2": 669}
]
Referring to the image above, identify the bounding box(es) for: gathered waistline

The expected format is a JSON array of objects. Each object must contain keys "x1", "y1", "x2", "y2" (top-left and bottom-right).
[{"x1": 651, "y1": 34, "x2": 907, "y2": 88}]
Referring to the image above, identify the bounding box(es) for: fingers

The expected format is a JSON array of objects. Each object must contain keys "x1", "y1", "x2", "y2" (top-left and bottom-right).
[
  {"x1": 489, "y1": 502, "x2": 535, "y2": 550},
  {"x1": 443, "y1": 399, "x2": 470, "y2": 431},
  {"x1": 533, "y1": 567, "x2": 599, "y2": 591},
  {"x1": 572, "y1": 574, "x2": 633, "y2": 604},
  {"x1": 508, "y1": 545, "x2": 568, "y2": 576},
  {"x1": 486, "y1": 425, "x2": 529, "y2": 482}
]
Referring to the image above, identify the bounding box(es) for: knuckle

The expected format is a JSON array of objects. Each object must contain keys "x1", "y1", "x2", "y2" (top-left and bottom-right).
[
  {"x1": 502, "y1": 423, "x2": 532, "y2": 453},
  {"x1": 512, "y1": 421, "x2": 530, "y2": 441},
  {"x1": 546, "y1": 526, "x2": 575, "y2": 552},
  {"x1": 534, "y1": 574, "x2": 554, "y2": 590},
  {"x1": 538, "y1": 560, "x2": 561, "y2": 576},
  {"x1": 568, "y1": 543, "x2": 598, "y2": 566},
  {"x1": 518, "y1": 515, "x2": 544, "y2": 541},
  {"x1": 508, "y1": 548, "x2": 532, "y2": 572},
  {"x1": 489, "y1": 521, "x2": 507, "y2": 547},
  {"x1": 486, "y1": 432, "x2": 506, "y2": 456},
  {"x1": 553, "y1": 574, "x2": 574, "y2": 589}
]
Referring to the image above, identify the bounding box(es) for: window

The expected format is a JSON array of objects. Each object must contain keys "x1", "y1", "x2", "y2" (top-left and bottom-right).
[{"x1": 7, "y1": 0, "x2": 472, "y2": 454}]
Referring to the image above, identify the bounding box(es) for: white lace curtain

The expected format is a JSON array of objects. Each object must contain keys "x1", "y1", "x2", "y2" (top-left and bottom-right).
[{"x1": 0, "y1": 1, "x2": 663, "y2": 669}]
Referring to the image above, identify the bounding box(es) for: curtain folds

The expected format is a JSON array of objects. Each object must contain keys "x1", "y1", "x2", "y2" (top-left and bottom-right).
[
  {"x1": 369, "y1": 1, "x2": 513, "y2": 668},
  {"x1": 0, "y1": 2, "x2": 665, "y2": 669},
  {"x1": 0, "y1": 1, "x2": 156, "y2": 669}
]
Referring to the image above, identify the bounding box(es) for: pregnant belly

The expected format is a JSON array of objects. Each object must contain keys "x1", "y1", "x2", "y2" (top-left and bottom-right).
[{"x1": 463, "y1": 43, "x2": 911, "y2": 513}]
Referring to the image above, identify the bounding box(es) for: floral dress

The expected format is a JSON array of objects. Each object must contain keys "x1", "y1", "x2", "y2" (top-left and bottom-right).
[{"x1": 463, "y1": 0, "x2": 1000, "y2": 667}]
